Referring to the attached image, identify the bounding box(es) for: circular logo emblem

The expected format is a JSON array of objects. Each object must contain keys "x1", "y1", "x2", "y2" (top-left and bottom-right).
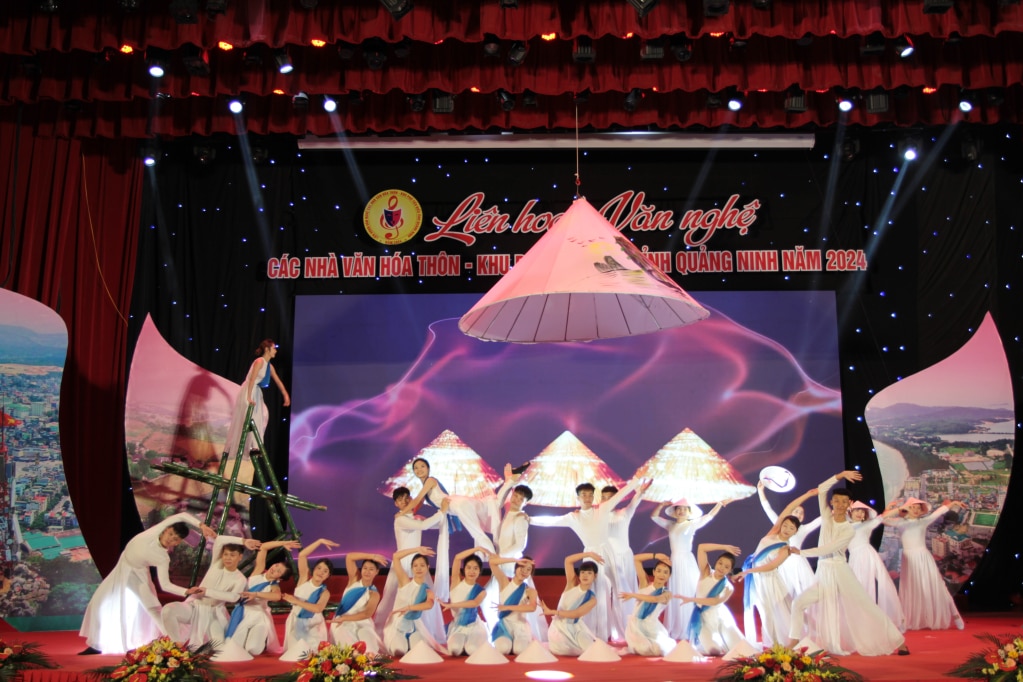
[{"x1": 363, "y1": 190, "x2": 423, "y2": 245}]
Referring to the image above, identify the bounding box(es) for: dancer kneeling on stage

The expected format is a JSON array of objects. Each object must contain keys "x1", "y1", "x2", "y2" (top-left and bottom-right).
[
  {"x1": 678, "y1": 543, "x2": 745, "y2": 657},
  {"x1": 621, "y1": 552, "x2": 676, "y2": 656},
  {"x1": 383, "y1": 546, "x2": 446, "y2": 656},
  {"x1": 543, "y1": 552, "x2": 603, "y2": 657},
  {"x1": 330, "y1": 551, "x2": 389, "y2": 653},
  {"x1": 489, "y1": 554, "x2": 538, "y2": 655},
  {"x1": 280, "y1": 538, "x2": 337, "y2": 661},
  {"x1": 79, "y1": 513, "x2": 215, "y2": 655},
  {"x1": 440, "y1": 547, "x2": 492, "y2": 656},
  {"x1": 228, "y1": 539, "x2": 298, "y2": 656}
]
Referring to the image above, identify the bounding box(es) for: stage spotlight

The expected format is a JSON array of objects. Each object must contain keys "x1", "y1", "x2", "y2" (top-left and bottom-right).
[
  {"x1": 250, "y1": 142, "x2": 269, "y2": 164},
  {"x1": 626, "y1": 0, "x2": 659, "y2": 18},
  {"x1": 507, "y1": 40, "x2": 529, "y2": 65},
  {"x1": 752, "y1": 0, "x2": 771, "y2": 8},
  {"x1": 182, "y1": 44, "x2": 211, "y2": 77},
  {"x1": 228, "y1": 97, "x2": 244, "y2": 113},
  {"x1": 639, "y1": 38, "x2": 665, "y2": 60},
  {"x1": 726, "y1": 91, "x2": 744, "y2": 111},
  {"x1": 408, "y1": 93, "x2": 426, "y2": 111},
  {"x1": 923, "y1": 0, "x2": 953, "y2": 12},
  {"x1": 483, "y1": 33, "x2": 501, "y2": 57},
  {"x1": 299, "y1": 0, "x2": 317, "y2": 7},
  {"x1": 573, "y1": 89, "x2": 590, "y2": 105},
  {"x1": 840, "y1": 138, "x2": 860, "y2": 161},
  {"x1": 322, "y1": 95, "x2": 337, "y2": 112},
  {"x1": 859, "y1": 31, "x2": 885, "y2": 56},
  {"x1": 432, "y1": 91, "x2": 454, "y2": 113},
  {"x1": 293, "y1": 91, "x2": 309, "y2": 109},
  {"x1": 958, "y1": 90, "x2": 975, "y2": 113},
  {"x1": 500, "y1": 0, "x2": 519, "y2": 6},
  {"x1": 379, "y1": 0, "x2": 413, "y2": 20},
  {"x1": 706, "y1": 92, "x2": 723, "y2": 109},
  {"x1": 193, "y1": 144, "x2": 217, "y2": 165},
  {"x1": 393, "y1": 37, "x2": 412, "y2": 59},
  {"x1": 895, "y1": 35, "x2": 915, "y2": 58},
  {"x1": 729, "y1": 34, "x2": 748, "y2": 49},
  {"x1": 363, "y1": 39, "x2": 387, "y2": 70},
  {"x1": 36, "y1": 0, "x2": 59, "y2": 12},
  {"x1": 865, "y1": 88, "x2": 890, "y2": 114},
  {"x1": 496, "y1": 89, "x2": 516, "y2": 111},
  {"x1": 337, "y1": 42, "x2": 356, "y2": 60},
  {"x1": 623, "y1": 88, "x2": 644, "y2": 112},
  {"x1": 118, "y1": 0, "x2": 141, "y2": 10},
  {"x1": 703, "y1": 0, "x2": 729, "y2": 17},
  {"x1": 670, "y1": 35, "x2": 693, "y2": 62},
  {"x1": 147, "y1": 49, "x2": 169, "y2": 78},
  {"x1": 143, "y1": 153, "x2": 157, "y2": 167},
  {"x1": 206, "y1": 0, "x2": 227, "y2": 16},
  {"x1": 521, "y1": 89, "x2": 538, "y2": 107},
  {"x1": 899, "y1": 137, "x2": 920, "y2": 161},
  {"x1": 169, "y1": 0, "x2": 199, "y2": 23},
  {"x1": 141, "y1": 141, "x2": 160, "y2": 167},
  {"x1": 573, "y1": 36, "x2": 595, "y2": 63},
  {"x1": 243, "y1": 45, "x2": 265, "y2": 67},
  {"x1": 784, "y1": 87, "x2": 807, "y2": 113},
  {"x1": 796, "y1": 32, "x2": 814, "y2": 46},
  {"x1": 274, "y1": 49, "x2": 293, "y2": 74},
  {"x1": 837, "y1": 92, "x2": 855, "y2": 112}
]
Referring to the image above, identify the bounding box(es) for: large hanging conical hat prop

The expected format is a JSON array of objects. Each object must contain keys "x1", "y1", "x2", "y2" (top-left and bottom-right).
[
  {"x1": 636, "y1": 428, "x2": 755, "y2": 505},
  {"x1": 459, "y1": 196, "x2": 710, "y2": 343},
  {"x1": 518, "y1": 430, "x2": 626, "y2": 508},
  {"x1": 380, "y1": 429, "x2": 502, "y2": 499}
]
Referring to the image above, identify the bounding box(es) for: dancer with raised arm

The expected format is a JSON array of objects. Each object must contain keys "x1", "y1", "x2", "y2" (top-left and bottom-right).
[
  {"x1": 440, "y1": 547, "x2": 492, "y2": 656},
  {"x1": 482, "y1": 465, "x2": 538, "y2": 631},
  {"x1": 758, "y1": 481, "x2": 820, "y2": 599},
  {"x1": 678, "y1": 543, "x2": 744, "y2": 657},
  {"x1": 228, "y1": 539, "x2": 299, "y2": 656},
  {"x1": 847, "y1": 501, "x2": 905, "y2": 631},
  {"x1": 330, "y1": 552, "x2": 389, "y2": 653},
  {"x1": 786, "y1": 472, "x2": 908, "y2": 656},
  {"x1": 382, "y1": 546, "x2": 446, "y2": 657},
  {"x1": 488, "y1": 555, "x2": 538, "y2": 656},
  {"x1": 602, "y1": 479, "x2": 650, "y2": 624},
  {"x1": 222, "y1": 339, "x2": 290, "y2": 458},
  {"x1": 884, "y1": 497, "x2": 966, "y2": 631},
  {"x1": 280, "y1": 538, "x2": 336, "y2": 661},
  {"x1": 396, "y1": 457, "x2": 496, "y2": 553},
  {"x1": 543, "y1": 552, "x2": 603, "y2": 656},
  {"x1": 79, "y1": 513, "x2": 214, "y2": 655},
  {"x1": 621, "y1": 552, "x2": 676, "y2": 656},
  {"x1": 738, "y1": 512, "x2": 799, "y2": 647}
]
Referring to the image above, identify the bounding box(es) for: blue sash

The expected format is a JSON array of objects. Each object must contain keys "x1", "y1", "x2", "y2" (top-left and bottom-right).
[
  {"x1": 402, "y1": 582, "x2": 429, "y2": 622},
  {"x1": 338, "y1": 584, "x2": 377, "y2": 616},
  {"x1": 742, "y1": 542, "x2": 788, "y2": 610},
  {"x1": 453, "y1": 584, "x2": 485, "y2": 627},
  {"x1": 565, "y1": 588, "x2": 595, "y2": 623},
  {"x1": 225, "y1": 579, "x2": 275, "y2": 637},
  {"x1": 258, "y1": 361, "x2": 271, "y2": 388},
  {"x1": 421, "y1": 479, "x2": 464, "y2": 534},
  {"x1": 491, "y1": 582, "x2": 527, "y2": 642},
  {"x1": 686, "y1": 577, "x2": 729, "y2": 643},
  {"x1": 298, "y1": 585, "x2": 326, "y2": 619},
  {"x1": 637, "y1": 587, "x2": 665, "y2": 620}
]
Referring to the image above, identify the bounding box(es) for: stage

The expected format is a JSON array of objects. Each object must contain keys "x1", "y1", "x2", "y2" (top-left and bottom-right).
[{"x1": 6, "y1": 613, "x2": 1020, "y2": 682}]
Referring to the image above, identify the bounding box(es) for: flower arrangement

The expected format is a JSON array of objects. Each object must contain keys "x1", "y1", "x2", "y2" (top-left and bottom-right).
[
  {"x1": 87, "y1": 637, "x2": 223, "y2": 681},
  {"x1": 0, "y1": 639, "x2": 58, "y2": 681},
  {"x1": 715, "y1": 643, "x2": 865, "y2": 682},
  {"x1": 266, "y1": 641, "x2": 417, "y2": 682},
  {"x1": 948, "y1": 633, "x2": 1023, "y2": 681}
]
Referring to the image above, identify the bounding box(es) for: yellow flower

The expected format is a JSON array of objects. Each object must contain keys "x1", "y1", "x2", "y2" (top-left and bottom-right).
[{"x1": 356, "y1": 655, "x2": 367, "y2": 666}]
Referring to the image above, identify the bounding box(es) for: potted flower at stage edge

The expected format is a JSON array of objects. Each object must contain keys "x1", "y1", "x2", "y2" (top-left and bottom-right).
[
  {"x1": 87, "y1": 637, "x2": 223, "y2": 681},
  {"x1": 0, "y1": 639, "x2": 58, "y2": 681},
  {"x1": 948, "y1": 632, "x2": 1023, "y2": 681},
  {"x1": 715, "y1": 643, "x2": 865, "y2": 682},
  {"x1": 265, "y1": 641, "x2": 416, "y2": 682}
]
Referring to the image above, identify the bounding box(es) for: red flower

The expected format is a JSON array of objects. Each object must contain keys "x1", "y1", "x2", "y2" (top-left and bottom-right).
[
  {"x1": 128, "y1": 674, "x2": 148, "y2": 682},
  {"x1": 110, "y1": 666, "x2": 131, "y2": 679},
  {"x1": 321, "y1": 660, "x2": 333, "y2": 673},
  {"x1": 296, "y1": 672, "x2": 314, "y2": 682},
  {"x1": 318, "y1": 641, "x2": 331, "y2": 651},
  {"x1": 999, "y1": 659, "x2": 1017, "y2": 672},
  {"x1": 743, "y1": 667, "x2": 766, "y2": 679},
  {"x1": 353, "y1": 641, "x2": 367, "y2": 654},
  {"x1": 985, "y1": 652, "x2": 1003, "y2": 664}
]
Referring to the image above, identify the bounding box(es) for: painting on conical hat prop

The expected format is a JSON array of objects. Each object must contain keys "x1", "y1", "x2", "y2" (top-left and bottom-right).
[
  {"x1": 380, "y1": 429, "x2": 502, "y2": 499},
  {"x1": 518, "y1": 430, "x2": 626, "y2": 508},
  {"x1": 636, "y1": 428, "x2": 755, "y2": 505}
]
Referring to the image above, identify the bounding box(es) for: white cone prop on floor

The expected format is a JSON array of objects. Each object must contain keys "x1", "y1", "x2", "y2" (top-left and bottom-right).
[
  {"x1": 664, "y1": 639, "x2": 698, "y2": 662},
  {"x1": 279, "y1": 641, "x2": 315, "y2": 662},
  {"x1": 211, "y1": 638, "x2": 254, "y2": 662},
  {"x1": 400, "y1": 640, "x2": 444, "y2": 664},
  {"x1": 459, "y1": 196, "x2": 710, "y2": 343},
  {"x1": 578, "y1": 639, "x2": 621, "y2": 662},
  {"x1": 514, "y1": 640, "x2": 559, "y2": 663},
  {"x1": 723, "y1": 638, "x2": 759, "y2": 660},
  {"x1": 465, "y1": 642, "x2": 510, "y2": 665}
]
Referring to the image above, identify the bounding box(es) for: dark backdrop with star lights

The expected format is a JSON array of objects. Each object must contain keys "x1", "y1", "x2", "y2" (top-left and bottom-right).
[{"x1": 128, "y1": 127, "x2": 1023, "y2": 608}]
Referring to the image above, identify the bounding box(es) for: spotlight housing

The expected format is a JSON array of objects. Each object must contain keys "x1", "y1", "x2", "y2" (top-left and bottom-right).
[
  {"x1": 500, "y1": 0, "x2": 519, "y2": 6},
  {"x1": 274, "y1": 49, "x2": 294, "y2": 74},
  {"x1": 507, "y1": 40, "x2": 529, "y2": 65},
  {"x1": 573, "y1": 36, "x2": 595, "y2": 63},
  {"x1": 182, "y1": 44, "x2": 211, "y2": 77},
  {"x1": 895, "y1": 35, "x2": 915, "y2": 58},
  {"x1": 639, "y1": 38, "x2": 665, "y2": 60},
  {"x1": 293, "y1": 91, "x2": 309, "y2": 109},
  {"x1": 573, "y1": 89, "x2": 590, "y2": 105},
  {"x1": 496, "y1": 89, "x2": 516, "y2": 111},
  {"x1": 840, "y1": 138, "x2": 861, "y2": 162},
  {"x1": 923, "y1": 0, "x2": 953, "y2": 13},
  {"x1": 379, "y1": 0, "x2": 413, "y2": 20},
  {"x1": 206, "y1": 0, "x2": 227, "y2": 16},
  {"x1": 703, "y1": 0, "x2": 729, "y2": 17},
  {"x1": 726, "y1": 90, "x2": 744, "y2": 111},
  {"x1": 147, "y1": 48, "x2": 169, "y2": 78},
  {"x1": 706, "y1": 92, "x2": 723, "y2": 109},
  {"x1": 322, "y1": 95, "x2": 337, "y2": 112},
  {"x1": 865, "y1": 88, "x2": 890, "y2": 114},
  {"x1": 363, "y1": 39, "x2": 387, "y2": 70},
  {"x1": 483, "y1": 34, "x2": 501, "y2": 58},
  {"x1": 626, "y1": 0, "x2": 659, "y2": 18},
  {"x1": 169, "y1": 0, "x2": 199, "y2": 23},
  {"x1": 859, "y1": 31, "x2": 885, "y2": 56},
  {"x1": 783, "y1": 87, "x2": 807, "y2": 113},
  {"x1": 521, "y1": 89, "x2": 538, "y2": 107},
  {"x1": 393, "y1": 38, "x2": 412, "y2": 59},
  {"x1": 36, "y1": 0, "x2": 59, "y2": 12},
  {"x1": 432, "y1": 91, "x2": 454, "y2": 113},
  {"x1": 623, "y1": 88, "x2": 644, "y2": 112},
  {"x1": 408, "y1": 93, "x2": 426, "y2": 112},
  {"x1": 141, "y1": 142, "x2": 159, "y2": 167},
  {"x1": 899, "y1": 136, "x2": 921, "y2": 161},
  {"x1": 118, "y1": 0, "x2": 141, "y2": 10},
  {"x1": 957, "y1": 90, "x2": 975, "y2": 113},
  {"x1": 227, "y1": 97, "x2": 244, "y2": 113},
  {"x1": 669, "y1": 35, "x2": 693, "y2": 62},
  {"x1": 960, "y1": 133, "x2": 981, "y2": 162}
]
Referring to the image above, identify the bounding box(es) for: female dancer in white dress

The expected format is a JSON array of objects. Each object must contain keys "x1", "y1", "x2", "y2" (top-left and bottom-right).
[
  {"x1": 398, "y1": 458, "x2": 497, "y2": 554},
  {"x1": 678, "y1": 543, "x2": 745, "y2": 657},
  {"x1": 651, "y1": 498, "x2": 730, "y2": 639},
  {"x1": 383, "y1": 546, "x2": 447, "y2": 656},
  {"x1": 280, "y1": 538, "x2": 336, "y2": 661},
  {"x1": 330, "y1": 551, "x2": 388, "y2": 653},
  {"x1": 883, "y1": 497, "x2": 965, "y2": 631},
  {"x1": 488, "y1": 555, "x2": 537, "y2": 655},
  {"x1": 738, "y1": 515, "x2": 799, "y2": 647},
  {"x1": 621, "y1": 552, "x2": 676, "y2": 656},
  {"x1": 847, "y1": 501, "x2": 905, "y2": 631},
  {"x1": 758, "y1": 482, "x2": 820, "y2": 600},
  {"x1": 542, "y1": 552, "x2": 602, "y2": 656},
  {"x1": 222, "y1": 339, "x2": 290, "y2": 458},
  {"x1": 440, "y1": 547, "x2": 491, "y2": 656}
]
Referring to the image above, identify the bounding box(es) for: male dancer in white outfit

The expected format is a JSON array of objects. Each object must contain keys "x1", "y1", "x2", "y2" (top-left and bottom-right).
[
  {"x1": 601, "y1": 480, "x2": 650, "y2": 624},
  {"x1": 531, "y1": 478, "x2": 639, "y2": 642},
  {"x1": 228, "y1": 539, "x2": 298, "y2": 656},
  {"x1": 482, "y1": 465, "x2": 540, "y2": 631},
  {"x1": 786, "y1": 471, "x2": 909, "y2": 656}
]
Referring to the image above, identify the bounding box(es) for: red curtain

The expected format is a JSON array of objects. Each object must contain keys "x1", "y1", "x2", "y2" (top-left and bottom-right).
[{"x1": 0, "y1": 118, "x2": 142, "y2": 574}]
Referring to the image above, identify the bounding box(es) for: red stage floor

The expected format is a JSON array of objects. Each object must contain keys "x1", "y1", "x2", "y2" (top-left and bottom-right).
[{"x1": 5, "y1": 613, "x2": 1021, "y2": 682}]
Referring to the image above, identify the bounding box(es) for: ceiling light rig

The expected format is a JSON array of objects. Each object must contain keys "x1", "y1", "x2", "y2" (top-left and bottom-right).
[
  {"x1": 958, "y1": 90, "x2": 975, "y2": 113},
  {"x1": 726, "y1": 89, "x2": 744, "y2": 111},
  {"x1": 784, "y1": 86, "x2": 807, "y2": 112},
  {"x1": 865, "y1": 88, "x2": 890, "y2": 114},
  {"x1": 432, "y1": 91, "x2": 454, "y2": 113},
  {"x1": 182, "y1": 44, "x2": 211, "y2": 77},
  {"x1": 626, "y1": 0, "x2": 659, "y2": 18},
  {"x1": 147, "y1": 48, "x2": 169, "y2": 78},
  {"x1": 639, "y1": 38, "x2": 665, "y2": 60},
  {"x1": 573, "y1": 36, "x2": 595, "y2": 63},
  {"x1": 379, "y1": 0, "x2": 413, "y2": 20},
  {"x1": 496, "y1": 89, "x2": 516, "y2": 111},
  {"x1": 623, "y1": 88, "x2": 644, "y2": 112},
  {"x1": 670, "y1": 35, "x2": 693, "y2": 62},
  {"x1": 507, "y1": 40, "x2": 529, "y2": 65},
  {"x1": 322, "y1": 95, "x2": 338, "y2": 112},
  {"x1": 895, "y1": 35, "x2": 915, "y2": 58},
  {"x1": 274, "y1": 49, "x2": 294, "y2": 74}
]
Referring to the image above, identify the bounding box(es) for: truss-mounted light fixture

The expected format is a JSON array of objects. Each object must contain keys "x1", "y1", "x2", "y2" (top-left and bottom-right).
[
  {"x1": 507, "y1": 40, "x2": 529, "y2": 65},
  {"x1": 865, "y1": 88, "x2": 890, "y2": 114},
  {"x1": 703, "y1": 0, "x2": 729, "y2": 17},
  {"x1": 379, "y1": 0, "x2": 413, "y2": 20},
  {"x1": 573, "y1": 36, "x2": 595, "y2": 63},
  {"x1": 784, "y1": 86, "x2": 807, "y2": 113},
  {"x1": 923, "y1": 0, "x2": 953, "y2": 13},
  {"x1": 639, "y1": 38, "x2": 665, "y2": 60},
  {"x1": 670, "y1": 34, "x2": 693, "y2": 62},
  {"x1": 626, "y1": 0, "x2": 659, "y2": 18}
]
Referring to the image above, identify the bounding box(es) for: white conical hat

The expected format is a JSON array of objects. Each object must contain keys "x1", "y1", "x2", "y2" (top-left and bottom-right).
[
  {"x1": 578, "y1": 639, "x2": 621, "y2": 662},
  {"x1": 514, "y1": 640, "x2": 559, "y2": 663},
  {"x1": 400, "y1": 640, "x2": 444, "y2": 664},
  {"x1": 278, "y1": 641, "x2": 315, "y2": 662},
  {"x1": 723, "y1": 638, "x2": 759, "y2": 660},
  {"x1": 517, "y1": 430, "x2": 625, "y2": 508},
  {"x1": 465, "y1": 642, "x2": 509, "y2": 665},
  {"x1": 211, "y1": 638, "x2": 254, "y2": 663},
  {"x1": 663, "y1": 639, "x2": 698, "y2": 662}
]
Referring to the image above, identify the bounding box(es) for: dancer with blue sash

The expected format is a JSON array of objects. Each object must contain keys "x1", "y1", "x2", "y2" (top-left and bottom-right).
[
  {"x1": 489, "y1": 555, "x2": 537, "y2": 655},
  {"x1": 330, "y1": 551, "x2": 389, "y2": 653},
  {"x1": 738, "y1": 514, "x2": 800, "y2": 646},
  {"x1": 280, "y1": 538, "x2": 336, "y2": 661},
  {"x1": 544, "y1": 552, "x2": 602, "y2": 656},
  {"x1": 227, "y1": 539, "x2": 297, "y2": 656},
  {"x1": 621, "y1": 552, "x2": 676, "y2": 656},
  {"x1": 758, "y1": 482, "x2": 821, "y2": 600},
  {"x1": 221, "y1": 339, "x2": 290, "y2": 459},
  {"x1": 383, "y1": 546, "x2": 447, "y2": 656},
  {"x1": 678, "y1": 543, "x2": 745, "y2": 657},
  {"x1": 440, "y1": 547, "x2": 492, "y2": 656},
  {"x1": 397, "y1": 458, "x2": 497, "y2": 554}
]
